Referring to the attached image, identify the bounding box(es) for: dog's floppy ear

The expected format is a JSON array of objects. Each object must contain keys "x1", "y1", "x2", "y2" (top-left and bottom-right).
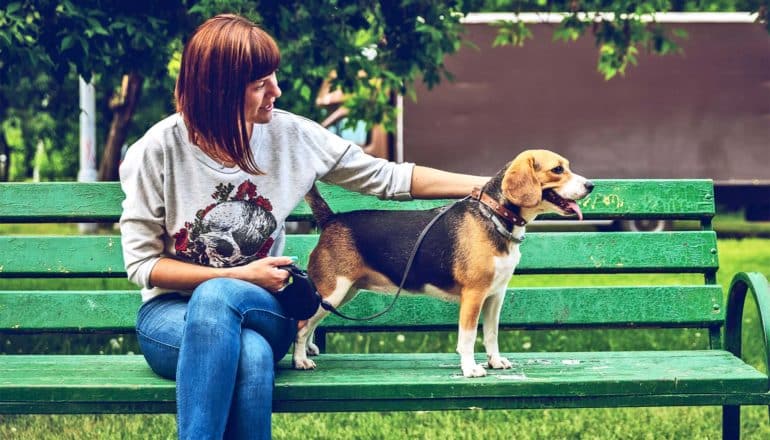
[{"x1": 502, "y1": 152, "x2": 541, "y2": 207}]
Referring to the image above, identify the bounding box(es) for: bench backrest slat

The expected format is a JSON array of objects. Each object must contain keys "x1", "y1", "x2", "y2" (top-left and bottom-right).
[
  {"x1": 0, "y1": 285, "x2": 723, "y2": 332},
  {"x1": 0, "y1": 231, "x2": 717, "y2": 278},
  {"x1": 0, "y1": 179, "x2": 715, "y2": 223}
]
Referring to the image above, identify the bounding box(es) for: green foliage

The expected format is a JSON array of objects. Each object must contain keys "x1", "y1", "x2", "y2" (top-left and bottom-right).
[
  {"x1": 0, "y1": 70, "x2": 79, "y2": 180},
  {"x1": 188, "y1": 0, "x2": 478, "y2": 129},
  {"x1": 1, "y1": 0, "x2": 768, "y2": 180},
  {"x1": 477, "y1": 0, "x2": 769, "y2": 79},
  {"x1": 493, "y1": 19, "x2": 534, "y2": 46},
  {"x1": 0, "y1": 0, "x2": 189, "y2": 180},
  {"x1": 0, "y1": 0, "x2": 480, "y2": 179}
]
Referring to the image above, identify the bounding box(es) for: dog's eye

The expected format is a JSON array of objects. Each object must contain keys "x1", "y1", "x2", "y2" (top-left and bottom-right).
[{"x1": 551, "y1": 166, "x2": 564, "y2": 174}]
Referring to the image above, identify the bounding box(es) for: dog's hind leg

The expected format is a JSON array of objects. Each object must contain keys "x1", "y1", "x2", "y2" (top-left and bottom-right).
[
  {"x1": 292, "y1": 276, "x2": 355, "y2": 370},
  {"x1": 481, "y1": 290, "x2": 513, "y2": 370}
]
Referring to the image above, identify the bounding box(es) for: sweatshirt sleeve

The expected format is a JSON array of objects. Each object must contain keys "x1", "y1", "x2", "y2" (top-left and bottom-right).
[
  {"x1": 318, "y1": 131, "x2": 415, "y2": 201},
  {"x1": 118, "y1": 136, "x2": 166, "y2": 289}
]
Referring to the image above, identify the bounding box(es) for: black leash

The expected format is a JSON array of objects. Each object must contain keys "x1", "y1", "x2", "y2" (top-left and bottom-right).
[{"x1": 312, "y1": 195, "x2": 470, "y2": 321}]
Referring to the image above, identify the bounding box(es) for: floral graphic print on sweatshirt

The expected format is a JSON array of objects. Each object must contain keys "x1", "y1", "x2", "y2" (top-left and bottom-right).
[{"x1": 172, "y1": 180, "x2": 276, "y2": 267}]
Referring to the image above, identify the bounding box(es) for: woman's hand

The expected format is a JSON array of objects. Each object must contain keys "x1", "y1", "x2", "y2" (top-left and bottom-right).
[
  {"x1": 149, "y1": 255, "x2": 295, "y2": 293},
  {"x1": 230, "y1": 256, "x2": 294, "y2": 293}
]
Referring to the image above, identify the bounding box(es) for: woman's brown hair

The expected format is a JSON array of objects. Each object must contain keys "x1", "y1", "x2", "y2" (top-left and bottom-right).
[{"x1": 175, "y1": 14, "x2": 280, "y2": 175}]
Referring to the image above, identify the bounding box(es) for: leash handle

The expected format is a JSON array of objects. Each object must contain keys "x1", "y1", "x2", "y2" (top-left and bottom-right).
[{"x1": 318, "y1": 196, "x2": 470, "y2": 322}]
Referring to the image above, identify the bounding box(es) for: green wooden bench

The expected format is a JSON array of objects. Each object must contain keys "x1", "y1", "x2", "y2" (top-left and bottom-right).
[{"x1": 1, "y1": 179, "x2": 769, "y2": 438}]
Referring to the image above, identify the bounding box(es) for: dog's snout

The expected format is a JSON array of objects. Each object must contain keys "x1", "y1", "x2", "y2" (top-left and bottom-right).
[{"x1": 584, "y1": 180, "x2": 595, "y2": 193}]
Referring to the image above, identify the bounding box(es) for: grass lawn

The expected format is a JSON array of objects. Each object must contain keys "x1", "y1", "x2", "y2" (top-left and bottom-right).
[{"x1": 1, "y1": 223, "x2": 769, "y2": 438}]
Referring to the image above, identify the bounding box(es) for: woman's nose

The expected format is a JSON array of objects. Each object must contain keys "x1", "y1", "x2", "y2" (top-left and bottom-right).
[{"x1": 270, "y1": 78, "x2": 282, "y2": 99}]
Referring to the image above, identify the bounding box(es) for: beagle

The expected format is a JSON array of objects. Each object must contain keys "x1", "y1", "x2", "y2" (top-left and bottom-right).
[{"x1": 293, "y1": 149, "x2": 594, "y2": 377}]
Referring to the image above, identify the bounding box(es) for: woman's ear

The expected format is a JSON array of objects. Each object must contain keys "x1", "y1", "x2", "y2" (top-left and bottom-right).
[{"x1": 502, "y1": 153, "x2": 541, "y2": 207}]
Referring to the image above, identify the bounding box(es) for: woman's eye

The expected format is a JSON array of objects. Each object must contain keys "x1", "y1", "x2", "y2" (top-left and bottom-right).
[{"x1": 551, "y1": 166, "x2": 564, "y2": 174}]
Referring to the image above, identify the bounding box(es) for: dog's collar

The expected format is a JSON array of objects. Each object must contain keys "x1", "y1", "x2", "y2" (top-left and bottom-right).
[
  {"x1": 471, "y1": 188, "x2": 527, "y2": 228},
  {"x1": 486, "y1": 210, "x2": 526, "y2": 243}
]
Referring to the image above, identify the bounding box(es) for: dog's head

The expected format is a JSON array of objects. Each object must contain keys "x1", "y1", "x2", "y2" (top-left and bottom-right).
[{"x1": 501, "y1": 149, "x2": 593, "y2": 220}]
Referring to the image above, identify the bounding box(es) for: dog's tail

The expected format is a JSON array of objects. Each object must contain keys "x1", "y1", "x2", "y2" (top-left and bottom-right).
[{"x1": 304, "y1": 184, "x2": 334, "y2": 228}]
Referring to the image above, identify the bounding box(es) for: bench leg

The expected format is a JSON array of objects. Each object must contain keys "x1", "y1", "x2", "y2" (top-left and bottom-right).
[{"x1": 723, "y1": 405, "x2": 740, "y2": 440}]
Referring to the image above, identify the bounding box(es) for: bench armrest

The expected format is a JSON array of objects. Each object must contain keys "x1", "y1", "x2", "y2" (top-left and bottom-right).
[{"x1": 725, "y1": 271, "x2": 770, "y2": 386}]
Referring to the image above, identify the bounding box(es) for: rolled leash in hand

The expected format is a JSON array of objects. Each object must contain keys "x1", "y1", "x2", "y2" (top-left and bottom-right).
[{"x1": 274, "y1": 263, "x2": 322, "y2": 320}]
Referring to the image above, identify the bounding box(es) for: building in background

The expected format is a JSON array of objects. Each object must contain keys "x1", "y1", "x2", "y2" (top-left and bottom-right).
[{"x1": 401, "y1": 13, "x2": 770, "y2": 223}]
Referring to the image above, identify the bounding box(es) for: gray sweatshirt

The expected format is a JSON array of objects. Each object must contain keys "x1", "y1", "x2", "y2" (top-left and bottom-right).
[{"x1": 119, "y1": 110, "x2": 415, "y2": 302}]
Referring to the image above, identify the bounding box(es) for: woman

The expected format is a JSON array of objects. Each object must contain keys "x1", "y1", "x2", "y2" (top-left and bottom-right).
[{"x1": 119, "y1": 13, "x2": 487, "y2": 440}]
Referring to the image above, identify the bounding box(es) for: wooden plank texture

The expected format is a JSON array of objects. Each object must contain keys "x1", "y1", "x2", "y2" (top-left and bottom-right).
[
  {"x1": 0, "y1": 291, "x2": 141, "y2": 331},
  {"x1": 0, "y1": 351, "x2": 765, "y2": 414},
  {"x1": 0, "y1": 286, "x2": 723, "y2": 331},
  {"x1": 321, "y1": 285, "x2": 725, "y2": 330},
  {"x1": 0, "y1": 179, "x2": 715, "y2": 223},
  {"x1": 3, "y1": 178, "x2": 744, "y2": 419},
  {"x1": 0, "y1": 182, "x2": 124, "y2": 223},
  {"x1": 0, "y1": 231, "x2": 717, "y2": 278},
  {"x1": 5, "y1": 392, "x2": 770, "y2": 415}
]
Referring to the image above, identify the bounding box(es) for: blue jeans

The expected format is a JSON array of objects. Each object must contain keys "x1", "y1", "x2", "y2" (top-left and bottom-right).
[{"x1": 136, "y1": 278, "x2": 296, "y2": 440}]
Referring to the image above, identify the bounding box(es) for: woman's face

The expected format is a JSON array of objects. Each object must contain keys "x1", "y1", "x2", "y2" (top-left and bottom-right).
[{"x1": 244, "y1": 72, "x2": 281, "y2": 125}]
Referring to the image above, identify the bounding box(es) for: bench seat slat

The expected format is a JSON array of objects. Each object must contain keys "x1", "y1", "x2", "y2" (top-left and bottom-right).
[
  {"x1": 0, "y1": 231, "x2": 717, "y2": 278},
  {"x1": 0, "y1": 286, "x2": 724, "y2": 332},
  {"x1": 0, "y1": 179, "x2": 714, "y2": 223},
  {"x1": 0, "y1": 351, "x2": 764, "y2": 414}
]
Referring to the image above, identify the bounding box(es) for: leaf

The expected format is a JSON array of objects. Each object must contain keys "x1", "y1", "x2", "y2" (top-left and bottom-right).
[
  {"x1": 60, "y1": 35, "x2": 74, "y2": 52},
  {"x1": 492, "y1": 33, "x2": 510, "y2": 47},
  {"x1": 299, "y1": 84, "x2": 311, "y2": 101},
  {"x1": 673, "y1": 29, "x2": 688, "y2": 39},
  {"x1": 553, "y1": 27, "x2": 581, "y2": 43},
  {"x1": 6, "y1": 2, "x2": 22, "y2": 16},
  {"x1": 93, "y1": 25, "x2": 110, "y2": 36}
]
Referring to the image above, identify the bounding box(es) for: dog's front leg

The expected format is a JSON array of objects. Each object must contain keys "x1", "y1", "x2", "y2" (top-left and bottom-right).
[
  {"x1": 293, "y1": 277, "x2": 355, "y2": 370},
  {"x1": 481, "y1": 290, "x2": 512, "y2": 370},
  {"x1": 457, "y1": 290, "x2": 487, "y2": 377},
  {"x1": 293, "y1": 311, "x2": 325, "y2": 370},
  {"x1": 304, "y1": 330, "x2": 320, "y2": 356}
]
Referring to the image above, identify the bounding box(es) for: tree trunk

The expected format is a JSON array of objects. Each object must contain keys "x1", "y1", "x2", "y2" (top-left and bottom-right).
[{"x1": 98, "y1": 72, "x2": 143, "y2": 182}]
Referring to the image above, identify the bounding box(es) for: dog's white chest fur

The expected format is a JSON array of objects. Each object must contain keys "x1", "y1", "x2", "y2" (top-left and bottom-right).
[
  {"x1": 488, "y1": 242, "x2": 521, "y2": 296},
  {"x1": 427, "y1": 241, "x2": 520, "y2": 301}
]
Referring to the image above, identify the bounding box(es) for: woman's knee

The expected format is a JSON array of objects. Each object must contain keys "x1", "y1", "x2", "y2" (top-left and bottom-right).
[
  {"x1": 193, "y1": 278, "x2": 243, "y2": 302},
  {"x1": 192, "y1": 277, "x2": 284, "y2": 316},
  {"x1": 188, "y1": 278, "x2": 254, "y2": 314}
]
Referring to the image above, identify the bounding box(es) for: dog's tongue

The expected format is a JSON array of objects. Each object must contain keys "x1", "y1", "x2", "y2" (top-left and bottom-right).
[{"x1": 568, "y1": 201, "x2": 583, "y2": 221}]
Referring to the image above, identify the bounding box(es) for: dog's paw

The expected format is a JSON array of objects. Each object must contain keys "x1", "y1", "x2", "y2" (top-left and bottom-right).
[
  {"x1": 461, "y1": 363, "x2": 487, "y2": 378},
  {"x1": 488, "y1": 355, "x2": 513, "y2": 370},
  {"x1": 306, "y1": 341, "x2": 320, "y2": 356},
  {"x1": 293, "y1": 357, "x2": 317, "y2": 370}
]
